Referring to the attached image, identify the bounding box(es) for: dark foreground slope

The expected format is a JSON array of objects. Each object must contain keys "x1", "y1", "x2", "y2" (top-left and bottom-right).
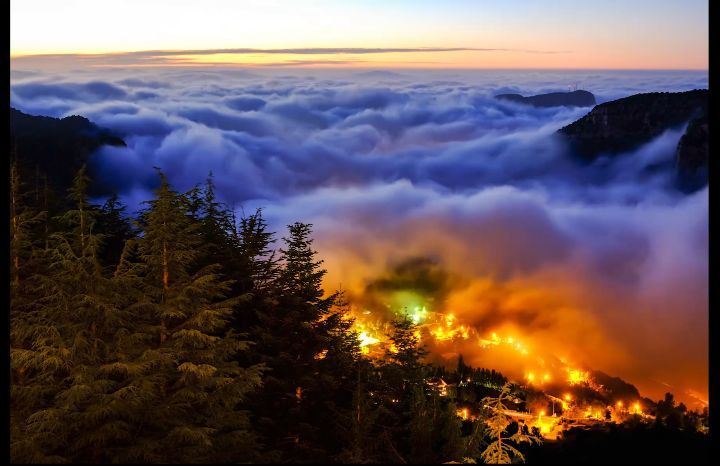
[
  {"x1": 10, "y1": 107, "x2": 125, "y2": 196},
  {"x1": 525, "y1": 422, "x2": 711, "y2": 464},
  {"x1": 557, "y1": 89, "x2": 708, "y2": 192}
]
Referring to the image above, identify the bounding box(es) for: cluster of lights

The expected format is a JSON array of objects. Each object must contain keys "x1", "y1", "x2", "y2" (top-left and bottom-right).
[
  {"x1": 479, "y1": 332, "x2": 530, "y2": 355},
  {"x1": 583, "y1": 407, "x2": 604, "y2": 420},
  {"x1": 533, "y1": 409, "x2": 560, "y2": 435},
  {"x1": 566, "y1": 368, "x2": 591, "y2": 385},
  {"x1": 408, "y1": 305, "x2": 428, "y2": 324},
  {"x1": 348, "y1": 299, "x2": 659, "y2": 441},
  {"x1": 631, "y1": 402, "x2": 642, "y2": 414},
  {"x1": 613, "y1": 400, "x2": 643, "y2": 415},
  {"x1": 456, "y1": 407, "x2": 470, "y2": 420},
  {"x1": 525, "y1": 371, "x2": 552, "y2": 384},
  {"x1": 430, "y1": 313, "x2": 471, "y2": 341},
  {"x1": 351, "y1": 303, "x2": 604, "y2": 399},
  {"x1": 357, "y1": 330, "x2": 381, "y2": 355}
]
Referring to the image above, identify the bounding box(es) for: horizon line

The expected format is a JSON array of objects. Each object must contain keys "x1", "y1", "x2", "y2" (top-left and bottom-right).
[
  {"x1": 10, "y1": 47, "x2": 707, "y2": 71},
  {"x1": 10, "y1": 46, "x2": 572, "y2": 58}
]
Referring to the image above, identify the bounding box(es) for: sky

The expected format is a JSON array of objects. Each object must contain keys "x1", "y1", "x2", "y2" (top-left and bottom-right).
[{"x1": 10, "y1": 0, "x2": 708, "y2": 69}]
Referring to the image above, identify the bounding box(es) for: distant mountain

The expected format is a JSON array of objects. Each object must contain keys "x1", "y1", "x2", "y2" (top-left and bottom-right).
[
  {"x1": 354, "y1": 70, "x2": 407, "y2": 79},
  {"x1": 557, "y1": 89, "x2": 708, "y2": 192},
  {"x1": 10, "y1": 107, "x2": 125, "y2": 196},
  {"x1": 495, "y1": 90, "x2": 597, "y2": 108}
]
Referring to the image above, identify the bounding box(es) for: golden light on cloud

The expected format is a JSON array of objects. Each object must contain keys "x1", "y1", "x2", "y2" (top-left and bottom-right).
[
  {"x1": 10, "y1": 48, "x2": 579, "y2": 70},
  {"x1": 162, "y1": 50, "x2": 476, "y2": 68}
]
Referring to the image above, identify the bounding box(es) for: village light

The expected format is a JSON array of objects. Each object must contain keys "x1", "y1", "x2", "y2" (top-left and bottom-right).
[
  {"x1": 456, "y1": 408, "x2": 469, "y2": 420},
  {"x1": 632, "y1": 402, "x2": 642, "y2": 414},
  {"x1": 566, "y1": 368, "x2": 589, "y2": 385}
]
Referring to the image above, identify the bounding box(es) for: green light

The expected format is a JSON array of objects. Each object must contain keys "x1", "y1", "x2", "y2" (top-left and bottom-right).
[
  {"x1": 410, "y1": 305, "x2": 428, "y2": 324},
  {"x1": 388, "y1": 291, "x2": 430, "y2": 324}
]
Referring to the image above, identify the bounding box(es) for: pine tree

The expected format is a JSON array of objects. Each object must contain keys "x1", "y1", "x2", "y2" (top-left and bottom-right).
[
  {"x1": 115, "y1": 170, "x2": 264, "y2": 462},
  {"x1": 248, "y1": 222, "x2": 361, "y2": 461},
  {"x1": 228, "y1": 208, "x2": 280, "y2": 353},
  {"x1": 238, "y1": 209, "x2": 279, "y2": 293},
  {"x1": 480, "y1": 383, "x2": 541, "y2": 464},
  {"x1": 7, "y1": 159, "x2": 559, "y2": 464},
  {"x1": 10, "y1": 167, "x2": 119, "y2": 462},
  {"x1": 457, "y1": 354, "x2": 468, "y2": 381},
  {"x1": 384, "y1": 317, "x2": 428, "y2": 382},
  {"x1": 406, "y1": 388, "x2": 466, "y2": 463},
  {"x1": 305, "y1": 291, "x2": 362, "y2": 459},
  {"x1": 335, "y1": 360, "x2": 383, "y2": 463},
  {"x1": 95, "y1": 193, "x2": 135, "y2": 268},
  {"x1": 11, "y1": 170, "x2": 265, "y2": 463},
  {"x1": 193, "y1": 174, "x2": 236, "y2": 269},
  {"x1": 253, "y1": 222, "x2": 331, "y2": 460},
  {"x1": 367, "y1": 317, "x2": 429, "y2": 463},
  {"x1": 408, "y1": 385, "x2": 436, "y2": 463},
  {"x1": 9, "y1": 159, "x2": 45, "y2": 287},
  {"x1": 59, "y1": 164, "x2": 94, "y2": 253},
  {"x1": 278, "y1": 222, "x2": 328, "y2": 304}
]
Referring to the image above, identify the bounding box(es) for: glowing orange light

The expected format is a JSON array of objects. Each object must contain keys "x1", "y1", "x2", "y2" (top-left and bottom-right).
[
  {"x1": 631, "y1": 402, "x2": 642, "y2": 415},
  {"x1": 566, "y1": 368, "x2": 590, "y2": 385},
  {"x1": 533, "y1": 412, "x2": 559, "y2": 436}
]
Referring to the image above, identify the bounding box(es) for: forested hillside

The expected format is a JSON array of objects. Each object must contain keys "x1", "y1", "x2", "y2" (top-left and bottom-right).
[
  {"x1": 9, "y1": 160, "x2": 500, "y2": 463},
  {"x1": 9, "y1": 159, "x2": 710, "y2": 463}
]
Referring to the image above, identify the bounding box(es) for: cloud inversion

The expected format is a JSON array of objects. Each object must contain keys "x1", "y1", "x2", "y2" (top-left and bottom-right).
[{"x1": 10, "y1": 66, "x2": 709, "y2": 406}]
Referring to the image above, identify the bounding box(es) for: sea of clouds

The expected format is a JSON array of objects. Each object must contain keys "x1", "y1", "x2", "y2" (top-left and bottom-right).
[{"x1": 10, "y1": 65, "x2": 709, "y2": 404}]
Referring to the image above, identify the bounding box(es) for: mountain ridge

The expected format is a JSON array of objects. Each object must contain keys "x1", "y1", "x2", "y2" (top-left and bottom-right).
[
  {"x1": 10, "y1": 107, "x2": 125, "y2": 196},
  {"x1": 496, "y1": 89, "x2": 597, "y2": 107},
  {"x1": 557, "y1": 89, "x2": 709, "y2": 192}
]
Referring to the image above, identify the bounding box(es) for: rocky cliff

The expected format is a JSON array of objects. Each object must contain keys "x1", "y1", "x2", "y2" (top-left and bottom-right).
[
  {"x1": 558, "y1": 90, "x2": 707, "y2": 157},
  {"x1": 557, "y1": 89, "x2": 708, "y2": 192}
]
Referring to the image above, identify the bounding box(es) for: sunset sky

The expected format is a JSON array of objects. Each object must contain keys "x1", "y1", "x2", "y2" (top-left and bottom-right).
[{"x1": 11, "y1": 0, "x2": 708, "y2": 69}]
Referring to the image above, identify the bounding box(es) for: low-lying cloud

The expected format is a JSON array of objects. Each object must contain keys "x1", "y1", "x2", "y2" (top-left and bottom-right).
[{"x1": 10, "y1": 65, "x2": 708, "y2": 405}]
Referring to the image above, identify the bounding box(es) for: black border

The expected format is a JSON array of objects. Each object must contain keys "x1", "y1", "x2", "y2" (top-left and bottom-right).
[
  {"x1": 3, "y1": 0, "x2": 11, "y2": 462},
  {"x1": 3, "y1": 1, "x2": 716, "y2": 463},
  {"x1": 707, "y1": 0, "x2": 717, "y2": 459}
]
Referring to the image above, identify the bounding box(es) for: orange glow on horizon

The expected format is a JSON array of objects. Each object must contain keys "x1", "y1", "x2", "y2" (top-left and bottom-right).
[{"x1": 10, "y1": 49, "x2": 710, "y2": 70}]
